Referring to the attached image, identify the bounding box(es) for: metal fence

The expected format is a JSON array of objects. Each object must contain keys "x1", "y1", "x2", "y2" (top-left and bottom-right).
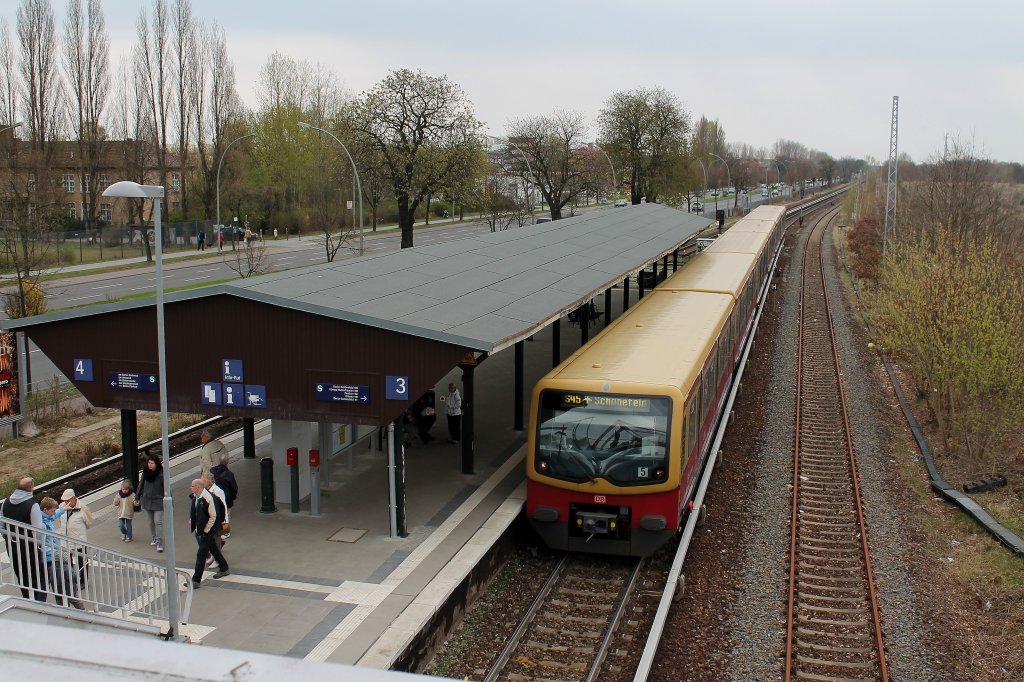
[
  {"x1": 47, "y1": 219, "x2": 220, "y2": 264},
  {"x1": 0, "y1": 515, "x2": 192, "y2": 631}
]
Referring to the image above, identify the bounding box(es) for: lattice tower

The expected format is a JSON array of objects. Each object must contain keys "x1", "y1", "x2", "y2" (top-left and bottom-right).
[{"x1": 883, "y1": 96, "x2": 899, "y2": 255}]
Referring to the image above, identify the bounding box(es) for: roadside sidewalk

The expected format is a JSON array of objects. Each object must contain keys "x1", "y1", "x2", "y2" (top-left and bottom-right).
[{"x1": 0, "y1": 216, "x2": 463, "y2": 283}]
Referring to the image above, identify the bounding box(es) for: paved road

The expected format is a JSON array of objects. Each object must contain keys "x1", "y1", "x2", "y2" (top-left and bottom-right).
[{"x1": 43, "y1": 219, "x2": 497, "y2": 310}]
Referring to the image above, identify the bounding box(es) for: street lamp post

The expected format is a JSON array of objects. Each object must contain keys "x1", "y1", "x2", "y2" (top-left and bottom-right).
[
  {"x1": 216, "y1": 133, "x2": 255, "y2": 250},
  {"x1": 0, "y1": 121, "x2": 24, "y2": 135},
  {"x1": 101, "y1": 180, "x2": 180, "y2": 640},
  {"x1": 297, "y1": 122, "x2": 363, "y2": 256},
  {"x1": 696, "y1": 159, "x2": 708, "y2": 214},
  {"x1": 595, "y1": 145, "x2": 617, "y2": 202},
  {"x1": 500, "y1": 138, "x2": 534, "y2": 216},
  {"x1": 710, "y1": 153, "x2": 731, "y2": 215},
  {"x1": 772, "y1": 159, "x2": 787, "y2": 198}
]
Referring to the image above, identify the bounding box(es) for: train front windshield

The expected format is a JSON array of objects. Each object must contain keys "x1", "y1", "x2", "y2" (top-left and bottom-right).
[{"x1": 535, "y1": 390, "x2": 671, "y2": 486}]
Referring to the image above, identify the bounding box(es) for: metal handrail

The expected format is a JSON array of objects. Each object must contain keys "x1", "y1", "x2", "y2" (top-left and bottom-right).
[{"x1": 0, "y1": 515, "x2": 192, "y2": 634}]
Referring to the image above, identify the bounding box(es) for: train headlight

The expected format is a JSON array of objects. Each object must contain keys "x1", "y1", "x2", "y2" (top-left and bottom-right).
[
  {"x1": 610, "y1": 520, "x2": 617, "y2": 530},
  {"x1": 538, "y1": 459, "x2": 550, "y2": 472},
  {"x1": 576, "y1": 517, "x2": 583, "y2": 527},
  {"x1": 655, "y1": 467, "x2": 665, "y2": 479}
]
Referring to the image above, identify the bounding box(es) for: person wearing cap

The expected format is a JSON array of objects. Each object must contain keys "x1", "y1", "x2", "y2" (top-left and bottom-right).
[{"x1": 58, "y1": 488, "x2": 94, "y2": 589}]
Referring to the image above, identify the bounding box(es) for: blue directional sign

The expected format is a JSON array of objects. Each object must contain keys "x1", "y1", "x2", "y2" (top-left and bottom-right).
[
  {"x1": 314, "y1": 383, "x2": 370, "y2": 404},
  {"x1": 245, "y1": 385, "x2": 267, "y2": 408},
  {"x1": 73, "y1": 359, "x2": 93, "y2": 382},
  {"x1": 386, "y1": 376, "x2": 409, "y2": 400},
  {"x1": 222, "y1": 359, "x2": 243, "y2": 383},
  {"x1": 201, "y1": 382, "x2": 222, "y2": 405},
  {"x1": 108, "y1": 372, "x2": 158, "y2": 392},
  {"x1": 223, "y1": 383, "x2": 242, "y2": 407}
]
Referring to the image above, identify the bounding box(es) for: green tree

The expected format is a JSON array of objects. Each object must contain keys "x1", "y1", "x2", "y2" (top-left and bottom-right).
[
  {"x1": 350, "y1": 69, "x2": 482, "y2": 249},
  {"x1": 872, "y1": 230, "x2": 1024, "y2": 464},
  {"x1": 598, "y1": 87, "x2": 690, "y2": 204}
]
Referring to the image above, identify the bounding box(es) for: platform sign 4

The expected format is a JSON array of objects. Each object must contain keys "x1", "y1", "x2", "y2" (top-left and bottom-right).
[
  {"x1": 201, "y1": 382, "x2": 222, "y2": 405},
  {"x1": 222, "y1": 359, "x2": 243, "y2": 383},
  {"x1": 73, "y1": 359, "x2": 93, "y2": 382},
  {"x1": 386, "y1": 376, "x2": 409, "y2": 400},
  {"x1": 245, "y1": 385, "x2": 266, "y2": 408}
]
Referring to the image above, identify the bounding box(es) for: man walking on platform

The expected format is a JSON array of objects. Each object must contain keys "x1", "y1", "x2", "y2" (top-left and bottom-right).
[
  {"x1": 188, "y1": 479, "x2": 229, "y2": 587},
  {"x1": 199, "y1": 430, "x2": 228, "y2": 479},
  {"x1": 446, "y1": 382, "x2": 462, "y2": 444}
]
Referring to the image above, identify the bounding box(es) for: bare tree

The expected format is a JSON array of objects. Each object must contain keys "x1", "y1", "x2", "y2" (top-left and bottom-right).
[
  {"x1": 192, "y1": 23, "x2": 243, "y2": 223},
  {"x1": 63, "y1": 0, "x2": 110, "y2": 241},
  {"x1": 351, "y1": 69, "x2": 482, "y2": 248},
  {"x1": 0, "y1": 19, "x2": 17, "y2": 124},
  {"x1": 222, "y1": 235, "x2": 267, "y2": 278},
  {"x1": 171, "y1": 0, "x2": 196, "y2": 219},
  {"x1": 17, "y1": 0, "x2": 63, "y2": 150},
  {"x1": 134, "y1": 0, "x2": 171, "y2": 261},
  {"x1": 506, "y1": 110, "x2": 588, "y2": 221},
  {"x1": 903, "y1": 138, "x2": 1022, "y2": 251}
]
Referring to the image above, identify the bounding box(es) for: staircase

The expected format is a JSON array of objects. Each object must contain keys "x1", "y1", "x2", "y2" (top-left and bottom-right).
[{"x1": 1, "y1": 516, "x2": 193, "y2": 638}]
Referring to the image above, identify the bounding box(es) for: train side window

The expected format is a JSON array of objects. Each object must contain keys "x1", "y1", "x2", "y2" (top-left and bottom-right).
[
  {"x1": 702, "y1": 351, "x2": 717, "y2": 422},
  {"x1": 687, "y1": 395, "x2": 698, "y2": 460}
]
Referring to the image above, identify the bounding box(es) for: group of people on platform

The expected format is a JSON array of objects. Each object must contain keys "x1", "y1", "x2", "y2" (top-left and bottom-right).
[
  {"x1": 0, "y1": 477, "x2": 93, "y2": 609},
  {"x1": 0, "y1": 428, "x2": 240, "y2": 606},
  {"x1": 402, "y1": 383, "x2": 462, "y2": 448}
]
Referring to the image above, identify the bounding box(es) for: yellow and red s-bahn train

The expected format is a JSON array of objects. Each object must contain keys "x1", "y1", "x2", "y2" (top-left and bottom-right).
[{"x1": 526, "y1": 205, "x2": 786, "y2": 556}]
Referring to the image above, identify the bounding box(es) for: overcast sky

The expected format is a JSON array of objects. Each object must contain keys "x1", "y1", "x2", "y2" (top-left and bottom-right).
[{"x1": 11, "y1": 0, "x2": 1024, "y2": 163}]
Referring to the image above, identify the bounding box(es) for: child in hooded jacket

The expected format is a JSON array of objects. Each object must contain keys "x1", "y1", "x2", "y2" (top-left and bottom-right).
[{"x1": 113, "y1": 479, "x2": 136, "y2": 542}]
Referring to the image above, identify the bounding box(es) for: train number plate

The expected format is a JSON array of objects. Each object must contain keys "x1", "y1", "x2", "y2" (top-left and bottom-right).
[{"x1": 594, "y1": 495, "x2": 606, "y2": 503}]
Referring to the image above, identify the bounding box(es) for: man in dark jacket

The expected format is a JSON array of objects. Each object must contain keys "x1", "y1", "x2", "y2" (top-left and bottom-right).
[
  {"x1": 209, "y1": 457, "x2": 237, "y2": 538},
  {"x1": 188, "y1": 479, "x2": 229, "y2": 587},
  {"x1": 0, "y1": 477, "x2": 47, "y2": 601}
]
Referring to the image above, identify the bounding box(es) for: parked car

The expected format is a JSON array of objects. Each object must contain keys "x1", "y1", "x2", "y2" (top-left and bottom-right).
[
  {"x1": 614, "y1": 199, "x2": 628, "y2": 207},
  {"x1": 690, "y1": 202, "x2": 704, "y2": 212}
]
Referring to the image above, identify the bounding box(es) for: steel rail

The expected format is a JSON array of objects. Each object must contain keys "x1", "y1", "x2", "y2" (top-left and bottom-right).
[
  {"x1": 584, "y1": 558, "x2": 645, "y2": 682},
  {"x1": 482, "y1": 555, "x2": 568, "y2": 682},
  {"x1": 784, "y1": 210, "x2": 888, "y2": 681},
  {"x1": 631, "y1": 206, "x2": 815, "y2": 681}
]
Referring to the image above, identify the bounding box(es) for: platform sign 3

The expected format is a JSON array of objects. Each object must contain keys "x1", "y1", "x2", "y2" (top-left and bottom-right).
[
  {"x1": 73, "y1": 359, "x2": 93, "y2": 382},
  {"x1": 386, "y1": 376, "x2": 409, "y2": 400}
]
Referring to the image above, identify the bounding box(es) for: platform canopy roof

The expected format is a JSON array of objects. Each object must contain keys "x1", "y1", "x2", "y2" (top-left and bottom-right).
[{"x1": 2, "y1": 204, "x2": 709, "y2": 424}]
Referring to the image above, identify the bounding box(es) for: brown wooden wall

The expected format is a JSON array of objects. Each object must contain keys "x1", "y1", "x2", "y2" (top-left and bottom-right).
[{"x1": 29, "y1": 294, "x2": 470, "y2": 426}]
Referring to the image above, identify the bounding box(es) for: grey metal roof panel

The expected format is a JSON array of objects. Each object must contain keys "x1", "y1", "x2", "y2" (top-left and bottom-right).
[{"x1": 488, "y1": 269, "x2": 566, "y2": 296}]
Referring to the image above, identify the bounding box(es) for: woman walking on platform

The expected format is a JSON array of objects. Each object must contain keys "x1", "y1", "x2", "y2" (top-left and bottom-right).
[{"x1": 136, "y1": 456, "x2": 165, "y2": 552}]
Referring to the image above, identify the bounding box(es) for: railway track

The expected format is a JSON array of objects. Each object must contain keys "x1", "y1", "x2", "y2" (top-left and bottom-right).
[
  {"x1": 785, "y1": 211, "x2": 888, "y2": 681},
  {"x1": 484, "y1": 554, "x2": 643, "y2": 682},
  {"x1": 36, "y1": 416, "x2": 246, "y2": 500}
]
